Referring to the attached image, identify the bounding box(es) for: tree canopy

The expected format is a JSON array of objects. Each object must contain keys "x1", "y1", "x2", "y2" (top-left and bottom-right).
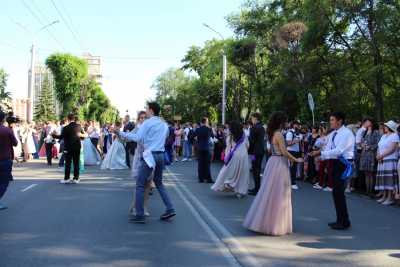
[{"x1": 154, "y1": 0, "x2": 400, "y2": 123}]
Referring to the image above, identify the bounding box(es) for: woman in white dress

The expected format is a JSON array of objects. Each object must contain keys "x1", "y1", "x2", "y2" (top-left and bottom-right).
[
  {"x1": 122, "y1": 111, "x2": 154, "y2": 216},
  {"x1": 212, "y1": 122, "x2": 250, "y2": 198},
  {"x1": 21, "y1": 122, "x2": 37, "y2": 162},
  {"x1": 101, "y1": 121, "x2": 129, "y2": 170},
  {"x1": 83, "y1": 137, "x2": 101, "y2": 166}
]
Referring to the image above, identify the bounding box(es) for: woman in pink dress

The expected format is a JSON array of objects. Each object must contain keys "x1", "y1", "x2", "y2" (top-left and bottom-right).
[{"x1": 243, "y1": 111, "x2": 303, "y2": 236}]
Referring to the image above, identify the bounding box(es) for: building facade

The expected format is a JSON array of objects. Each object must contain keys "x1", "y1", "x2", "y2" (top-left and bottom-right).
[
  {"x1": 82, "y1": 53, "x2": 102, "y2": 85},
  {"x1": 28, "y1": 64, "x2": 60, "y2": 119},
  {"x1": 11, "y1": 98, "x2": 28, "y2": 122}
]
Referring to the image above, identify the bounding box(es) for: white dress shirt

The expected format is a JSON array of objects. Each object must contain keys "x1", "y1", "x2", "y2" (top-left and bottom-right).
[
  {"x1": 119, "y1": 116, "x2": 168, "y2": 152},
  {"x1": 321, "y1": 126, "x2": 355, "y2": 160}
]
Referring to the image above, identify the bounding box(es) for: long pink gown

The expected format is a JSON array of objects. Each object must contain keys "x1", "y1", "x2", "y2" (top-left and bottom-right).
[{"x1": 243, "y1": 144, "x2": 292, "y2": 236}]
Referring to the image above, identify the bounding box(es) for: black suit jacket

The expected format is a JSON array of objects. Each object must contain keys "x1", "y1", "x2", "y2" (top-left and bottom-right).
[
  {"x1": 56, "y1": 122, "x2": 82, "y2": 152},
  {"x1": 195, "y1": 125, "x2": 213, "y2": 151},
  {"x1": 248, "y1": 122, "x2": 266, "y2": 155}
]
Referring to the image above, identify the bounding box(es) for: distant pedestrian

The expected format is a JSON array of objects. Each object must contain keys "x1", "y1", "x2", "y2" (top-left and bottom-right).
[{"x1": 195, "y1": 117, "x2": 214, "y2": 183}]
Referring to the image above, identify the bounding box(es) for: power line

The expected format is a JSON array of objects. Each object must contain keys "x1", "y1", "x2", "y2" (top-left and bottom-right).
[
  {"x1": 49, "y1": 0, "x2": 85, "y2": 51},
  {"x1": 20, "y1": 0, "x2": 66, "y2": 50},
  {"x1": 57, "y1": 0, "x2": 86, "y2": 50}
]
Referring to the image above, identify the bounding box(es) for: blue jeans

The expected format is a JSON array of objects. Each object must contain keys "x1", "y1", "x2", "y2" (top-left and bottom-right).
[
  {"x1": 135, "y1": 153, "x2": 174, "y2": 217},
  {"x1": 183, "y1": 140, "x2": 192, "y2": 159}
]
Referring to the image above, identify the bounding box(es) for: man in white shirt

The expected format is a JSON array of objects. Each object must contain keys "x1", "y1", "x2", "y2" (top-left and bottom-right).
[
  {"x1": 310, "y1": 112, "x2": 355, "y2": 230},
  {"x1": 182, "y1": 123, "x2": 193, "y2": 161},
  {"x1": 116, "y1": 102, "x2": 175, "y2": 224},
  {"x1": 286, "y1": 121, "x2": 302, "y2": 190}
]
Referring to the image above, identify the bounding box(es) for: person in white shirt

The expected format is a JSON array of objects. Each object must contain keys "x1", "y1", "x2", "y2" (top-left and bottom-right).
[
  {"x1": 286, "y1": 121, "x2": 302, "y2": 190},
  {"x1": 116, "y1": 102, "x2": 175, "y2": 224},
  {"x1": 182, "y1": 123, "x2": 193, "y2": 161},
  {"x1": 310, "y1": 112, "x2": 355, "y2": 230}
]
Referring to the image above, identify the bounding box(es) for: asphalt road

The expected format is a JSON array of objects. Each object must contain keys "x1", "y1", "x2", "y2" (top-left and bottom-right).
[{"x1": 0, "y1": 159, "x2": 399, "y2": 267}]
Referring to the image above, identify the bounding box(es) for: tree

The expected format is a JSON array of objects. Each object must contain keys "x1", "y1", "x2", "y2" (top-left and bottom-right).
[
  {"x1": 0, "y1": 68, "x2": 12, "y2": 112},
  {"x1": 34, "y1": 76, "x2": 57, "y2": 122},
  {"x1": 45, "y1": 53, "x2": 88, "y2": 117}
]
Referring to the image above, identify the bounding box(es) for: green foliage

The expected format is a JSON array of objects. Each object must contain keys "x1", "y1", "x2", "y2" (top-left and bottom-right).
[
  {"x1": 154, "y1": 0, "x2": 400, "y2": 123},
  {"x1": 34, "y1": 76, "x2": 57, "y2": 122},
  {"x1": 45, "y1": 53, "x2": 119, "y2": 123},
  {"x1": 0, "y1": 68, "x2": 12, "y2": 112}
]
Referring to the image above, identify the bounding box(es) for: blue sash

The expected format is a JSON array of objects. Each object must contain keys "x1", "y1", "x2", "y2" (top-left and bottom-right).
[{"x1": 339, "y1": 156, "x2": 353, "y2": 181}]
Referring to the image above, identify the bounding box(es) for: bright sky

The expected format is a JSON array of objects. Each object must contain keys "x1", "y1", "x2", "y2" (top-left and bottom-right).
[{"x1": 0, "y1": 0, "x2": 243, "y2": 116}]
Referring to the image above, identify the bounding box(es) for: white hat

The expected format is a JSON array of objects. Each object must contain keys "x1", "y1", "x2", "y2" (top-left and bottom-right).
[{"x1": 384, "y1": 120, "x2": 399, "y2": 133}]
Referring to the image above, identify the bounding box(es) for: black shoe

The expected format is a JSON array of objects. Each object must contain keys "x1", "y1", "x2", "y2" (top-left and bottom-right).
[
  {"x1": 330, "y1": 222, "x2": 351, "y2": 230},
  {"x1": 206, "y1": 179, "x2": 214, "y2": 184},
  {"x1": 328, "y1": 222, "x2": 337, "y2": 227},
  {"x1": 160, "y1": 210, "x2": 176, "y2": 221},
  {"x1": 248, "y1": 189, "x2": 258, "y2": 196},
  {"x1": 198, "y1": 180, "x2": 204, "y2": 183},
  {"x1": 129, "y1": 215, "x2": 146, "y2": 224}
]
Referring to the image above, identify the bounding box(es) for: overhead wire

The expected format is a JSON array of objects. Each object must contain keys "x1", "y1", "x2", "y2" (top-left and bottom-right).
[
  {"x1": 20, "y1": 0, "x2": 66, "y2": 50},
  {"x1": 49, "y1": 0, "x2": 85, "y2": 51}
]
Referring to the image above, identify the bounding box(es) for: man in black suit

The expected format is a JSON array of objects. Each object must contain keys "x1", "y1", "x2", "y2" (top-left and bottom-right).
[
  {"x1": 123, "y1": 115, "x2": 135, "y2": 168},
  {"x1": 53, "y1": 114, "x2": 85, "y2": 184},
  {"x1": 248, "y1": 112, "x2": 266, "y2": 195},
  {"x1": 195, "y1": 117, "x2": 214, "y2": 183}
]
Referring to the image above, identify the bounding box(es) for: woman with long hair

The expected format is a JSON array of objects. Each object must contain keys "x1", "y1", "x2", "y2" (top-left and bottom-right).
[
  {"x1": 243, "y1": 111, "x2": 303, "y2": 236},
  {"x1": 211, "y1": 122, "x2": 250, "y2": 198}
]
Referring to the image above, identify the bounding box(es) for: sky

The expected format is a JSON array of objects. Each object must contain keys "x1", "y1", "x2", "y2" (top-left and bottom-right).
[{"x1": 0, "y1": 0, "x2": 244, "y2": 117}]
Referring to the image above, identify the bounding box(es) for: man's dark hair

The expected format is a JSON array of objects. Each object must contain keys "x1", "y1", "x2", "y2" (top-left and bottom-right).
[
  {"x1": 147, "y1": 102, "x2": 161, "y2": 116},
  {"x1": 201, "y1": 117, "x2": 208, "y2": 124},
  {"x1": 67, "y1": 113, "x2": 75, "y2": 121},
  {"x1": 0, "y1": 110, "x2": 5, "y2": 122},
  {"x1": 251, "y1": 112, "x2": 262, "y2": 121},
  {"x1": 330, "y1": 112, "x2": 346, "y2": 124}
]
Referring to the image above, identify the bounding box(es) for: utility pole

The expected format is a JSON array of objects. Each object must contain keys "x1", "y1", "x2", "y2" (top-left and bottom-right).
[
  {"x1": 28, "y1": 44, "x2": 35, "y2": 122},
  {"x1": 203, "y1": 23, "x2": 227, "y2": 125},
  {"x1": 14, "y1": 20, "x2": 59, "y2": 122}
]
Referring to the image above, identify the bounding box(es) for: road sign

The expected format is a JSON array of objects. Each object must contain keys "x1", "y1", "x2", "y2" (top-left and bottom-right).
[{"x1": 308, "y1": 93, "x2": 315, "y2": 111}]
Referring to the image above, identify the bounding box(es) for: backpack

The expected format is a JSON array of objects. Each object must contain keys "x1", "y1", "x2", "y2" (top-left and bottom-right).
[
  {"x1": 188, "y1": 129, "x2": 196, "y2": 143},
  {"x1": 166, "y1": 127, "x2": 175, "y2": 146}
]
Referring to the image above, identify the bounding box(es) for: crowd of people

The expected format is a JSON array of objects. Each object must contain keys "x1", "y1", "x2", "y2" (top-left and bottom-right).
[{"x1": 1, "y1": 104, "x2": 399, "y2": 236}]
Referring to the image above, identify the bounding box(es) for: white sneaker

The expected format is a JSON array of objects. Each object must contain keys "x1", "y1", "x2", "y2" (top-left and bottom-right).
[
  {"x1": 313, "y1": 184, "x2": 323, "y2": 190},
  {"x1": 182, "y1": 158, "x2": 188, "y2": 162},
  {"x1": 72, "y1": 179, "x2": 80, "y2": 184},
  {"x1": 323, "y1": 187, "x2": 333, "y2": 192},
  {"x1": 345, "y1": 188, "x2": 351, "y2": 193},
  {"x1": 292, "y1": 185, "x2": 299, "y2": 190},
  {"x1": 382, "y1": 200, "x2": 394, "y2": 205},
  {"x1": 377, "y1": 198, "x2": 386, "y2": 203},
  {"x1": 60, "y1": 179, "x2": 72, "y2": 184},
  {"x1": 188, "y1": 158, "x2": 192, "y2": 161}
]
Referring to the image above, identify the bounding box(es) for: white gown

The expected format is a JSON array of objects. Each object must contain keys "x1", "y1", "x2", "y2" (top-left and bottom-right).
[
  {"x1": 101, "y1": 135, "x2": 129, "y2": 170},
  {"x1": 83, "y1": 138, "x2": 101, "y2": 166}
]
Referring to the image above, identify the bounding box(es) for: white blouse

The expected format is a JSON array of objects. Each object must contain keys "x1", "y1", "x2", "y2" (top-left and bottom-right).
[{"x1": 377, "y1": 133, "x2": 399, "y2": 160}]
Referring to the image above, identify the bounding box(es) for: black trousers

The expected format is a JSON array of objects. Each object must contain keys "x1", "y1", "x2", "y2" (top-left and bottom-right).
[
  {"x1": 45, "y1": 143, "x2": 54, "y2": 165},
  {"x1": 289, "y1": 151, "x2": 301, "y2": 185},
  {"x1": 64, "y1": 149, "x2": 80, "y2": 180},
  {"x1": 198, "y1": 150, "x2": 212, "y2": 182},
  {"x1": 251, "y1": 154, "x2": 264, "y2": 192},
  {"x1": 0, "y1": 181, "x2": 9, "y2": 200},
  {"x1": 90, "y1": 138, "x2": 99, "y2": 148},
  {"x1": 332, "y1": 159, "x2": 350, "y2": 225}
]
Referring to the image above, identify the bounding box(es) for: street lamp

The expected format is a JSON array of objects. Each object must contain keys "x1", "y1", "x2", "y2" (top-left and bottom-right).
[
  {"x1": 15, "y1": 20, "x2": 59, "y2": 122},
  {"x1": 203, "y1": 23, "x2": 227, "y2": 125}
]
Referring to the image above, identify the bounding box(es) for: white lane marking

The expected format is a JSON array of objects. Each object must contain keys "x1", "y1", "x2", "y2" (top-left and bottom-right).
[
  {"x1": 166, "y1": 170, "x2": 241, "y2": 267},
  {"x1": 21, "y1": 184, "x2": 38, "y2": 192},
  {"x1": 167, "y1": 168, "x2": 260, "y2": 267}
]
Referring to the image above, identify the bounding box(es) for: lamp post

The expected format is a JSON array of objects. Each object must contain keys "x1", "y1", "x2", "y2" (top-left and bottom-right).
[
  {"x1": 15, "y1": 20, "x2": 59, "y2": 122},
  {"x1": 203, "y1": 23, "x2": 227, "y2": 125}
]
